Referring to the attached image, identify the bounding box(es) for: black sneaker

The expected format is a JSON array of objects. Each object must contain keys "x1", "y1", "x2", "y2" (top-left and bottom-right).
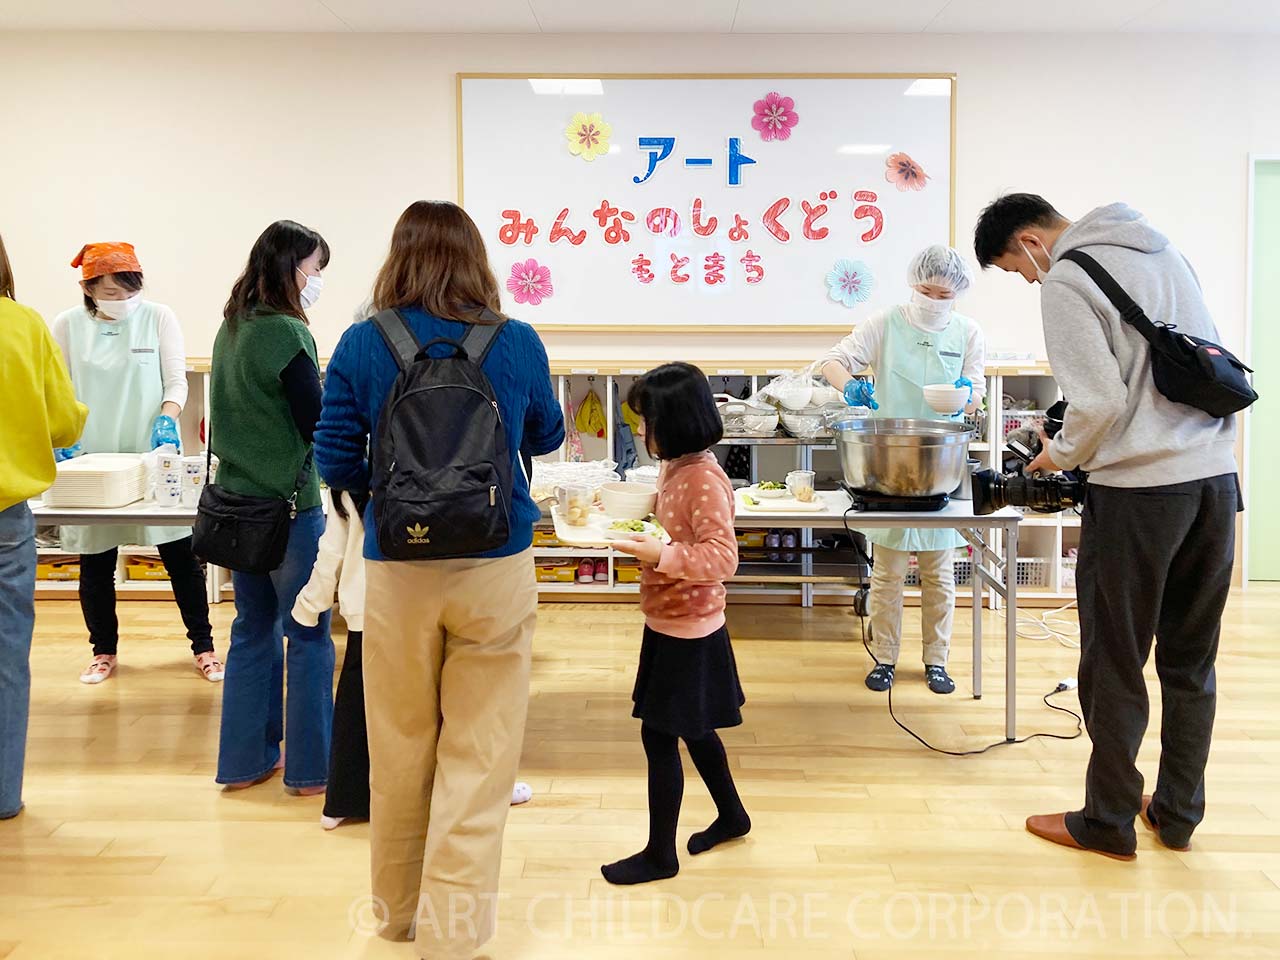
[
  {"x1": 925, "y1": 664, "x2": 955, "y2": 695},
  {"x1": 865, "y1": 663, "x2": 895, "y2": 691}
]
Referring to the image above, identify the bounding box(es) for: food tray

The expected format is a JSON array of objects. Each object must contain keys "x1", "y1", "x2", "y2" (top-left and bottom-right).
[
  {"x1": 551, "y1": 505, "x2": 671, "y2": 548},
  {"x1": 45, "y1": 454, "x2": 147, "y2": 509},
  {"x1": 736, "y1": 491, "x2": 827, "y2": 513}
]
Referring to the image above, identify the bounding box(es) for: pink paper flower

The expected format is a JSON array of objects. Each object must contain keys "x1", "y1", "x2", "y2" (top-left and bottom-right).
[
  {"x1": 506, "y1": 258, "x2": 553, "y2": 306},
  {"x1": 885, "y1": 152, "x2": 930, "y2": 192},
  {"x1": 751, "y1": 91, "x2": 799, "y2": 142}
]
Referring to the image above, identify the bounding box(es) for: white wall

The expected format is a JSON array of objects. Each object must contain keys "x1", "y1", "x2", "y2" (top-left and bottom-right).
[{"x1": 3, "y1": 30, "x2": 1278, "y2": 364}]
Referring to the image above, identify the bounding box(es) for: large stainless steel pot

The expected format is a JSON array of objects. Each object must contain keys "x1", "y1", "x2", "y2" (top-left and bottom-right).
[{"x1": 833, "y1": 418, "x2": 975, "y2": 498}]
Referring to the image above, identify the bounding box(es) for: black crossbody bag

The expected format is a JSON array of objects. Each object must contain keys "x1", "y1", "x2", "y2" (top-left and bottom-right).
[
  {"x1": 192, "y1": 423, "x2": 313, "y2": 575},
  {"x1": 1060, "y1": 249, "x2": 1257, "y2": 418}
]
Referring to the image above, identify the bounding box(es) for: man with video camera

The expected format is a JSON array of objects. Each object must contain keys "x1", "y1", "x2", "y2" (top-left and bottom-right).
[{"x1": 974, "y1": 195, "x2": 1244, "y2": 861}]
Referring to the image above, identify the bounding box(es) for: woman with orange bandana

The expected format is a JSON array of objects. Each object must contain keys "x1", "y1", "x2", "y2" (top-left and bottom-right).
[{"x1": 52, "y1": 242, "x2": 222, "y2": 686}]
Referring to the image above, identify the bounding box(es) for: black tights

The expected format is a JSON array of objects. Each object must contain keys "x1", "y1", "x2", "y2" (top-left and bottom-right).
[{"x1": 601, "y1": 723, "x2": 750, "y2": 885}]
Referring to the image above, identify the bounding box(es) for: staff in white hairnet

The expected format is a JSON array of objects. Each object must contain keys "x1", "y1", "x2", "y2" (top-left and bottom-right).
[{"x1": 818, "y1": 245, "x2": 987, "y2": 695}]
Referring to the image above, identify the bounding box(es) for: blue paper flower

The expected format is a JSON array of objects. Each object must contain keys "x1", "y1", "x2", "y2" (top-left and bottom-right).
[{"x1": 826, "y1": 259, "x2": 874, "y2": 308}]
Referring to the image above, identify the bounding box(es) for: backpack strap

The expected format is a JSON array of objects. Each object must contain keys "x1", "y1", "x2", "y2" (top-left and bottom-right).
[
  {"x1": 1059, "y1": 249, "x2": 1161, "y2": 343},
  {"x1": 371, "y1": 308, "x2": 421, "y2": 373},
  {"x1": 459, "y1": 309, "x2": 508, "y2": 366}
]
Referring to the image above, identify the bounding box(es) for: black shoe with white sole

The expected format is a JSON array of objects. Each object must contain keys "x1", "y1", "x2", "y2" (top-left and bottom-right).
[
  {"x1": 925, "y1": 664, "x2": 955, "y2": 695},
  {"x1": 865, "y1": 663, "x2": 895, "y2": 691}
]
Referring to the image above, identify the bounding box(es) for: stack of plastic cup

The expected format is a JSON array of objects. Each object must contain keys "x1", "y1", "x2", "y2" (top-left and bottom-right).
[{"x1": 156, "y1": 452, "x2": 183, "y2": 507}]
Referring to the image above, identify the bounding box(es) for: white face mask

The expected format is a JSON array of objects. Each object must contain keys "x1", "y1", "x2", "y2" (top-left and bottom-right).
[
  {"x1": 93, "y1": 293, "x2": 142, "y2": 321},
  {"x1": 907, "y1": 288, "x2": 954, "y2": 330},
  {"x1": 297, "y1": 268, "x2": 324, "y2": 309},
  {"x1": 1020, "y1": 241, "x2": 1051, "y2": 282}
]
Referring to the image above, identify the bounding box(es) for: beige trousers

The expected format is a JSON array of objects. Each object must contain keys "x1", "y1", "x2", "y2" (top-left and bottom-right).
[
  {"x1": 363, "y1": 549, "x2": 537, "y2": 959},
  {"x1": 869, "y1": 546, "x2": 955, "y2": 667}
]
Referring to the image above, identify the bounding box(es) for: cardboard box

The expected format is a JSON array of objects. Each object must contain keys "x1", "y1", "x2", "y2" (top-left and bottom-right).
[{"x1": 735, "y1": 530, "x2": 766, "y2": 548}]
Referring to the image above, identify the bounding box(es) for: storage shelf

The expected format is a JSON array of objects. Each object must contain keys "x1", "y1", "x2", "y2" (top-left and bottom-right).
[
  {"x1": 533, "y1": 547, "x2": 611, "y2": 558},
  {"x1": 716, "y1": 436, "x2": 835, "y2": 449}
]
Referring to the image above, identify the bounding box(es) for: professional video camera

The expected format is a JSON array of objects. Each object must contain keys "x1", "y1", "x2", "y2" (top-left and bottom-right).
[{"x1": 973, "y1": 400, "x2": 1087, "y2": 516}]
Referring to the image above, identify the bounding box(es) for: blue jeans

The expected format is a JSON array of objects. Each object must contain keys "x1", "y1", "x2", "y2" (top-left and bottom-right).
[
  {"x1": 0, "y1": 503, "x2": 36, "y2": 818},
  {"x1": 216, "y1": 507, "x2": 334, "y2": 788}
]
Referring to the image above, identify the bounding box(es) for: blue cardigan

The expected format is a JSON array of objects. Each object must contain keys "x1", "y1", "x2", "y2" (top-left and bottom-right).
[{"x1": 314, "y1": 309, "x2": 565, "y2": 561}]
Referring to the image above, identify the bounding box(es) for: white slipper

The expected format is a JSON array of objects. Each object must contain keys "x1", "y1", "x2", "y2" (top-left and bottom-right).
[
  {"x1": 79, "y1": 654, "x2": 117, "y2": 684},
  {"x1": 511, "y1": 782, "x2": 533, "y2": 805}
]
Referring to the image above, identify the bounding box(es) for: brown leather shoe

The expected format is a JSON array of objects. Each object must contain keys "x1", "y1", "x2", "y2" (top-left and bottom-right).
[
  {"x1": 1025, "y1": 812, "x2": 1137, "y2": 861},
  {"x1": 1139, "y1": 795, "x2": 1192, "y2": 852}
]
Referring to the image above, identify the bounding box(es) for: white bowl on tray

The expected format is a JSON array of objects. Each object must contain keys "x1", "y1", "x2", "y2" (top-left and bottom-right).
[
  {"x1": 599, "y1": 481, "x2": 657, "y2": 520},
  {"x1": 923, "y1": 383, "x2": 970, "y2": 414},
  {"x1": 768, "y1": 382, "x2": 813, "y2": 411},
  {"x1": 745, "y1": 483, "x2": 790, "y2": 499}
]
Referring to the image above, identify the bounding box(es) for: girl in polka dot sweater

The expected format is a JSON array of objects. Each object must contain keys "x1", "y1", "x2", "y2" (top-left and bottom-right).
[{"x1": 604, "y1": 363, "x2": 750, "y2": 886}]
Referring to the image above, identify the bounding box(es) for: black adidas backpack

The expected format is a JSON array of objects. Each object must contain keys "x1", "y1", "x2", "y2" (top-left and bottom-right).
[{"x1": 370, "y1": 308, "x2": 512, "y2": 560}]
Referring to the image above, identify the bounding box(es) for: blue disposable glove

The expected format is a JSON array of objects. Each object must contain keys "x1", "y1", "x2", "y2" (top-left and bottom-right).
[
  {"x1": 843, "y1": 379, "x2": 879, "y2": 410},
  {"x1": 54, "y1": 443, "x2": 82, "y2": 462},
  {"x1": 954, "y1": 375, "x2": 974, "y2": 405},
  {"x1": 150, "y1": 415, "x2": 182, "y2": 452}
]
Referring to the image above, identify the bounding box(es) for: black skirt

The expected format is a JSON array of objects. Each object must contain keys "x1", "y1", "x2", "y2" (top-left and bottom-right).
[{"x1": 632, "y1": 625, "x2": 745, "y2": 739}]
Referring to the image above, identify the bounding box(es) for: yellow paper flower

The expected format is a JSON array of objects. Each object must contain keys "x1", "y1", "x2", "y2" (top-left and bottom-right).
[{"x1": 565, "y1": 111, "x2": 612, "y2": 162}]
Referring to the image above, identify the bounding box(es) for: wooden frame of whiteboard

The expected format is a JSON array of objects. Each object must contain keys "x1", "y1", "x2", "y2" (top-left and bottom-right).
[{"x1": 456, "y1": 72, "x2": 957, "y2": 334}]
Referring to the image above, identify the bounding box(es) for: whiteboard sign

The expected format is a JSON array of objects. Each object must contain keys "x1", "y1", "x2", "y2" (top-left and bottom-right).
[{"x1": 460, "y1": 75, "x2": 953, "y2": 331}]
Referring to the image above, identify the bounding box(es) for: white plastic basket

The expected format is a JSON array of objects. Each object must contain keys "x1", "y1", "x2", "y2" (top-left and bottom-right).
[{"x1": 44, "y1": 454, "x2": 148, "y2": 509}]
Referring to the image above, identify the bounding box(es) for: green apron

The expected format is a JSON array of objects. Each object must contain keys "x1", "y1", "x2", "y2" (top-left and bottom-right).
[
  {"x1": 60, "y1": 303, "x2": 190, "y2": 555},
  {"x1": 860, "y1": 305, "x2": 969, "y2": 553}
]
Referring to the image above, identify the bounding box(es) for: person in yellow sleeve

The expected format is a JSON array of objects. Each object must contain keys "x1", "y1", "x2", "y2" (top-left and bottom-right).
[{"x1": 0, "y1": 231, "x2": 88, "y2": 820}]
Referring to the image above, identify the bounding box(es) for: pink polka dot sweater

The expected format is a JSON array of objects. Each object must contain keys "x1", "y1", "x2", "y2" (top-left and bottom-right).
[{"x1": 642, "y1": 451, "x2": 740, "y2": 639}]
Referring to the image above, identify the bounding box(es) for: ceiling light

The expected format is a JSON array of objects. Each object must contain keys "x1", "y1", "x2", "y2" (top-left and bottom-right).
[
  {"x1": 528, "y1": 78, "x2": 604, "y2": 96},
  {"x1": 838, "y1": 144, "x2": 891, "y2": 155},
  {"x1": 904, "y1": 78, "x2": 952, "y2": 97}
]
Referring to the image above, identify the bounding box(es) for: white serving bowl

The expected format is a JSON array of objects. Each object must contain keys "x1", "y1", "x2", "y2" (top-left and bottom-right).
[
  {"x1": 600, "y1": 481, "x2": 658, "y2": 520},
  {"x1": 809, "y1": 383, "x2": 844, "y2": 407},
  {"x1": 923, "y1": 383, "x2": 970, "y2": 414},
  {"x1": 769, "y1": 381, "x2": 813, "y2": 410}
]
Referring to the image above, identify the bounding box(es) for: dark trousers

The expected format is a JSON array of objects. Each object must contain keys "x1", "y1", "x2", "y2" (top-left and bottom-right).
[
  {"x1": 324, "y1": 630, "x2": 370, "y2": 820},
  {"x1": 79, "y1": 536, "x2": 214, "y2": 657},
  {"x1": 1065, "y1": 474, "x2": 1238, "y2": 856}
]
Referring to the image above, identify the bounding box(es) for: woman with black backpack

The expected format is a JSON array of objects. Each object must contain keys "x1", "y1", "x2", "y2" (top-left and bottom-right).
[{"x1": 314, "y1": 200, "x2": 564, "y2": 957}]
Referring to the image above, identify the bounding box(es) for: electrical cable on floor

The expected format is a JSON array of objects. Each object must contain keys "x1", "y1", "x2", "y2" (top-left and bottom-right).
[
  {"x1": 843, "y1": 506, "x2": 1083, "y2": 756},
  {"x1": 1001, "y1": 600, "x2": 1081, "y2": 648}
]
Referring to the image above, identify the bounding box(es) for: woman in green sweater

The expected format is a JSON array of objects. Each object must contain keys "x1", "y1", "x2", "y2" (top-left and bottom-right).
[{"x1": 210, "y1": 220, "x2": 334, "y2": 794}]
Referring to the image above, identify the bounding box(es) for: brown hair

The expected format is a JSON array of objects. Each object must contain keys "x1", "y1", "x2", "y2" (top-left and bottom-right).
[
  {"x1": 0, "y1": 233, "x2": 14, "y2": 300},
  {"x1": 371, "y1": 201, "x2": 506, "y2": 324}
]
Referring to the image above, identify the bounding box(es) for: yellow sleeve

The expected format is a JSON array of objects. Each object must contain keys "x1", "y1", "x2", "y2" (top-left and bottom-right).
[{"x1": 41, "y1": 324, "x2": 88, "y2": 448}]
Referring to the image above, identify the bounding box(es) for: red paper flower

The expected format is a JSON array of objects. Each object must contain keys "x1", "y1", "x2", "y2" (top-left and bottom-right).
[
  {"x1": 885, "y1": 152, "x2": 930, "y2": 192},
  {"x1": 506, "y1": 258, "x2": 553, "y2": 306},
  {"x1": 751, "y1": 91, "x2": 799, "y2": 142}
]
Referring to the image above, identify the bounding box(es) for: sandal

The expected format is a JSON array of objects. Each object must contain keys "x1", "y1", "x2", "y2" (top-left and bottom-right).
[
  {"x1": 79, "y1": 654, "x2": 117, "y2": 684},
  {"x1": 195, "y1": 652, "x2": 225, "y2": 682}
]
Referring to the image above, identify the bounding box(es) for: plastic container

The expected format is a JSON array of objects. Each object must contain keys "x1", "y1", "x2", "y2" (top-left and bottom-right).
[
  {"x1": 785, "y1": 470, "x2": 816, "y2": 503},
  {"x1": 557, "y1": 484, "x2": 593, "y2": 526}
]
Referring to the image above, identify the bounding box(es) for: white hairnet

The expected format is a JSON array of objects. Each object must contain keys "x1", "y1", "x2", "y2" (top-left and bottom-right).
[{"x1": 907, "y1": 244, "x2": 973, "y2": 295}]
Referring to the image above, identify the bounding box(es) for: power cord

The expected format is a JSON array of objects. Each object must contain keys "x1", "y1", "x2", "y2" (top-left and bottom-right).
[
  {"x1": 1001, "y1": 600, "x2": 1081, "y2": 648},
  {"x1": 842, "y1": 506, "x2": 1083, "y2": 756}
]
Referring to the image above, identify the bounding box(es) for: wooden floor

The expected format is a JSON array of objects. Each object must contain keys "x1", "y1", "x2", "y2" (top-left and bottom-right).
[{"x1": 2, "y1": 589, "x2": 1279, "y2": 960}]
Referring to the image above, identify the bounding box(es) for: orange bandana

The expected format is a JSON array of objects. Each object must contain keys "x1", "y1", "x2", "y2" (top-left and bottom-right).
[{"x1": 70, "y1": 242, "x2": 142, "y2": 280}]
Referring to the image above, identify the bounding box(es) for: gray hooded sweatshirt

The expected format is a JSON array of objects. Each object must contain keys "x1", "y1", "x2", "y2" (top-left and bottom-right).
[{"x1": 1042, "y1": 203, "x2": 1237, "y2": 487}]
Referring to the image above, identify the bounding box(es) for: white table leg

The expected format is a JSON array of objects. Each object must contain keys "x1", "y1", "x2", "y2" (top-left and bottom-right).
[
  {"x1": 972, "y1": 533, "x2": 982, "y2": 700},
  {"x1": 1005, "y1": 521, "x2": 1019, "y2": 741}
]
